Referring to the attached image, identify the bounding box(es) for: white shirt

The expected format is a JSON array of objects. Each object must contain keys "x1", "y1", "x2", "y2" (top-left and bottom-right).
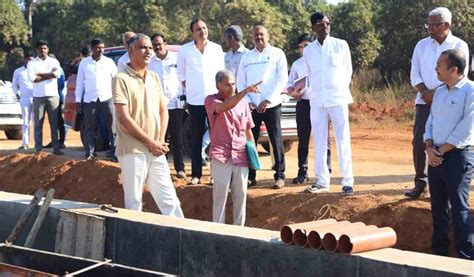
[
  {"x1": 303, "y1": 36, "x2": 353, "y2": 108},
  {"x1": 225, "y1": 45, "x2": 249, "y2": 76},
  {"x1": 288, "y1": 57, "x2": 310, "y2": 100},
  {"x1": 117, "y1": 52, "x2": 129, "y2": 73},
  {"x1": 177, "y1": 40, "x2": 225, "y2": 105},
  {"x1": 237, "y1": 45, "x2": 288, "y2": 108},
  {"x1": 148, "y1": 51, "x2": 183, "y2": 109},
  {"x1": 424, "y1": 77, "x2": 473, "y2": 148},
  {"x1": 75, "y1": 55, "x2": 118, "y2": 103},
  {"x1": 12, "y1": 66, "x2": 33, "y2": 100},
  {"x1": 27, "y1": 56, "x2": 61, "y2": 98},
  {"x1": 410, "y1": 32, "x2": 469, "y2": 105}
]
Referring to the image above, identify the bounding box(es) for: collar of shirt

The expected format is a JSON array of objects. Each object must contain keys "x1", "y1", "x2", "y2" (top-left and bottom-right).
[
  {"x1": 451, "y1": 76, "x2": 468, "y2": 90},
  {"x1": 124, "y1": 63, "x2": 147, "y2": 81},
  {"x1": 233, "y1": 45, "x2": 247, "y2": 54},
  {"x1": 429, "y1": 31, "x2": 454, "y2": 46}
]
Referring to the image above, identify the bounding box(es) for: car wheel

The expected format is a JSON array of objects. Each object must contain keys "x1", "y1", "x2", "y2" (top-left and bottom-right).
[
  {"x1": 5, "y1": 129, "x2": 22, "y2": 140},
  {"x1": 260, "y1": 141, "x2": 294, "y2": 153}
]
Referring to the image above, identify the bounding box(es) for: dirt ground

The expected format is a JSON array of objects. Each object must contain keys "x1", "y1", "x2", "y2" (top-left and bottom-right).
[{"x1": 0, "y1": 119, "x2": 473, "y2": 257}]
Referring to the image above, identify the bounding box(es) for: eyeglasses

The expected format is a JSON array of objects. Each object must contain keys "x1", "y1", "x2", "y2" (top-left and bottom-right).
[{"x1": 424, "y1": 22, "x2": 445, "y2": 29}]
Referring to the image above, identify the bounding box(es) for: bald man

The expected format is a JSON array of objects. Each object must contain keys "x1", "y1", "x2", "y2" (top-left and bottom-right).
[{"x1": 236, "y1": 25, "x2": 288, "y2": 189}]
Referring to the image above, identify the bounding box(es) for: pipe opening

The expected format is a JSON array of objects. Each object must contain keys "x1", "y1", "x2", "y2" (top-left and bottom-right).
[
  {"x1": 307, "y1": 231, "x2": 322, "y2": 249},
  {"x1": 322, "y1": 233, "x2": 337, "y2": 251},
  {"x1": 280, "y1": 226, "x2": 293, "y2": 244},
  {"x1": 293, "y1": 229, "x2": 307, "y2": 246},
  {"x1": 339, "y1": 235, "x2": 353, "y2": 254}
]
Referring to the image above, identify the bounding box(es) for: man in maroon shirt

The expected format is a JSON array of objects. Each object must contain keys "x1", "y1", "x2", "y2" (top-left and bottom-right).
[{"x1": 205, "y1": 70, "x2": 259, "y2": 225}]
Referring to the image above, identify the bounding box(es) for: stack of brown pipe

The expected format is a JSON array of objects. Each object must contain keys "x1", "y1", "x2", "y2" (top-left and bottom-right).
[{"x1": 280, "y1": 219, "x2": 396, "y2": 254}]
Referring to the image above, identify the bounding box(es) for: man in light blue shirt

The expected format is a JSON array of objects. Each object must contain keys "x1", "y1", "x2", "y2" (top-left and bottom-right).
[{"x1": 424, "y1": 49, "x2": 473, "y2": 260}]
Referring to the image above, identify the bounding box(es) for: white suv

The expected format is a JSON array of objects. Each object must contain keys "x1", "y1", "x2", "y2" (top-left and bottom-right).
[{"x1": 0, "y1": 80, "x2": 22, "y2": 140}]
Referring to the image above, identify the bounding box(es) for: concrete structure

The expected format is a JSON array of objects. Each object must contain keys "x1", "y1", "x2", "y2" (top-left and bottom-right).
[{"x1": 0, "y1": 191, "x2": 472, "y2": 276}]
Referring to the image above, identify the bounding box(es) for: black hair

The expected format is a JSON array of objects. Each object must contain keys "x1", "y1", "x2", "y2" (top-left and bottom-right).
[
  {"x1": 36, "y1": 39, "x2": 48, "y2": 48},
  {"x1": 310, "y1": 12, "x2": 327, "y2": 26},
  {"x1": 81, "y1": 46, "x2": 91, "y2": 57},
  {"x1": 90, "y1": 38, "x2": 104, "y2": 48},
  {"x1": 151, "y1": 33, "x2": 166, "y2": 43},
  {"x1": 297, "y1": 33, "x2": 312, "y2": 45},
  {"x1": 441, "y1": 49, "x2": 466, "y2": 74},
  {"x1": 190, "y1": 19, "x2": 205, "y2": 32}
]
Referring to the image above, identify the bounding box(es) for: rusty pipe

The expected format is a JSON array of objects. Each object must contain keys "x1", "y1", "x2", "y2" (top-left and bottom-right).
[
  {"x1": 280, "y1": 218, "x2": 336, "y2": 244},
  {"x1": 322, "y1": 225, "x2": 377, "y2": 251},
  {"x1": 305, "y1": 221, "x2": 352, "y2": 249},
  {"x1": 338, "y1": 227, "x2": 397, "y2": 254}
]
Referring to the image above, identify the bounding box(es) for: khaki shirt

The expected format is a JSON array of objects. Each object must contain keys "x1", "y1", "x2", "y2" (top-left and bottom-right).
[{"x1": 113, "y1": 64, "x2": 164, "y2": 156}]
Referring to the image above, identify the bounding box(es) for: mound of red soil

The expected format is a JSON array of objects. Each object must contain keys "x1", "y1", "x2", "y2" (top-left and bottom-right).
[{"x1": 0, "y1": 153, "x2": 464, "y2": 256}]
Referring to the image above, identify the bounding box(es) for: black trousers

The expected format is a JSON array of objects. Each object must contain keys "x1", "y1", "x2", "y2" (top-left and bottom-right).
[
  {"x1": 58, "y1": 101, "x2": 66, "y2": 144},
  {"x1": 428, "y1": 149, "x2": 473, "y2": 260},
  {"x1": 249, "y1": 104, "x2": 285, "y2": 181},
  {"x1": 167, "y1": 109, "x2": 186, "y2": 173},
  {"x1": 188, "y1": 104, "x2": 208, "y2": 178},
  {"x1": 296, "y1": 100, "x2": 331, "y2": 175},
  {"x1": 83, "y1": 98, "x2": 116, "y2": 157},
  {"x1": 412, "y1": 104, "x2": 430, "y2": 188}
]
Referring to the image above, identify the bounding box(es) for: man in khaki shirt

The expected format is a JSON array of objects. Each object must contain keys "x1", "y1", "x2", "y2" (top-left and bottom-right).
[{"x1": 113, "y1": 33, "x2": 184, "y2": 217}]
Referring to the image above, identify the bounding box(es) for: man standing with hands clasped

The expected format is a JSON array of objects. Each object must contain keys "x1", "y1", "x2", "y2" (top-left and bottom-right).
[
  {"x1": 205, "y1": 70, "x2": 260, "y2": 225},
  {"x1": 237, "y1": 25, "x2": 288, "y2": 189},
  {"x1": 424, "y1": 49, "x2": 473, "y2": 260},
  {"x1": 113, "y1": 33, "x2": 184, "y2": 217},
  {"x1": 406, "y1": 7, "x2": 469, "y2": 199}
]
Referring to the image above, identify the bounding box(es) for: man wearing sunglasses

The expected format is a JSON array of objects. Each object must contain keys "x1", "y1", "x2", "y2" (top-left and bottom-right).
[{"x1": 406, "y1": 7, "x2": 469, "y2": 199}]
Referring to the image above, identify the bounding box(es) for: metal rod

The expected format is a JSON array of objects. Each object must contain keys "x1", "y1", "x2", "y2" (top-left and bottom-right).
[
  {"x1": 5, "y1": 188, "x2": 46, "y2": 245},
  {"x1": 64, "y1": 259, "x2": 112, "y2": 276},
  {"x1": 24, "y1": 188, "x2": 55, "y2": 248}
]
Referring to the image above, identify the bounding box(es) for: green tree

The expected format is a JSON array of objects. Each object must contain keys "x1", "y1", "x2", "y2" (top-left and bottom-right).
[
  {"x1": 0, "y1": 0, "x2": 29, "y2": 80},
  {"x1": 331, "y1": 0, "x2": 382, "y2": 70}
]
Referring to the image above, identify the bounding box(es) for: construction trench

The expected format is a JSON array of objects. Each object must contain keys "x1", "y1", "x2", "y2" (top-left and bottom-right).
[{"x1": 0, "y1": 191, "x2": 472, "y2": 276}]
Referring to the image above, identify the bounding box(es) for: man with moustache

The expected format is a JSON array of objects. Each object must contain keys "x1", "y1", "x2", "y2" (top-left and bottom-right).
[
  {"x1": 113, "y1": 33, "x2": 184, "y2": 217},
  {"x1": 237, "y1": 25, "x2": 288, "y2": 189},
  {"x1": 27, "y1": 40, "x2": 63, "y2": 155},
  {"x1": 303, "y1": 12, "x2": 354, "y2": 196},
  {"x1": 149, "y1": 33, "x2": 186, "y2": 179},
  {"x1": 224, "y1": 25, "x2": 249, "y2": 76},
  {"x1": 76, "y1": 38, "x2": 118, "y2": 161},
  {"x1": 406, "y1": 7, "x2": 469, "y2": 199},
  {"x1": 177, "y1": 19, "x2": 225, "y2": 185},
  {"x1": 424, "y1": 49, "x2": 473, "y2": 259}
]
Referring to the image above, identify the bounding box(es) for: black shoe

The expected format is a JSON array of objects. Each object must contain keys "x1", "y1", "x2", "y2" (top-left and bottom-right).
[
  {"x1": 53, "y1": 150, "x2": 64, "y2": 156},
  {"x1": 43, "y1": 142, "x2": 53, "y2": 148},
  {"x1": 59, "y1": 143, "x2": 66, "y2": 149},
  {"x1": 405, "y1": 186, "x2": 425, "y2": 199},
  {"x1": 248, "y1": 179, "x2": 257, "y2": 188},
  {"x1": 292, "y1": 174, "x2": 308, "y2": 184},
  {"x1": 341, "y1": 186, "x2": 354, "y2": 196}
]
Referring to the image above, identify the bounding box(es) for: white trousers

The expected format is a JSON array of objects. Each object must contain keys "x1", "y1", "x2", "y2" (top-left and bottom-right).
[
  {"x1": 211, "y1": 159, "x2": 248, "y2": 226},
  {"x1": 20, "y1": 98, "x2": 33, "y2": 146},
  {"x1": 118, "y1": 152, "x2": 184, "y2": 218},
  {"x1": 310, "y1": 104, "x2": 354, "y2": 188}
]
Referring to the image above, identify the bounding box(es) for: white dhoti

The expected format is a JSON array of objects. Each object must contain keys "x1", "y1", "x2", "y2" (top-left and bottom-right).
[
  {"x1": 20, "y1": 97, "x2": 33, "y2": 146},
  {"x1": 310, "y1": 104, "x2": 354, "y2": 188}
]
